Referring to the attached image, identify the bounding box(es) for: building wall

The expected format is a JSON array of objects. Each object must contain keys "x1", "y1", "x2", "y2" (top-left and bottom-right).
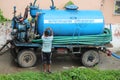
[
  {"x1": 101, "y1": 0, "x2": 120, "y2": 24},
  {"x1": 0, "y1": 0, "x2": 120, "y2": 24}
]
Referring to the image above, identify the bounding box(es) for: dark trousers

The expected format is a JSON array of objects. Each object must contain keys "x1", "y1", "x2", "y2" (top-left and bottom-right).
[{"x1": 42, "y1": 52, "x2": 52, "y2": 65}]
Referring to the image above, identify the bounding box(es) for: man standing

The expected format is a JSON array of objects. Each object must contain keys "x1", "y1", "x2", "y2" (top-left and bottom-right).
[{"x1": 41, "y1": 27, "x2": 53, "y2": 73}]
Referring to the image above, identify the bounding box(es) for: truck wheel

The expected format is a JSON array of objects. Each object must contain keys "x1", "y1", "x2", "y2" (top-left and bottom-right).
[
  {"x1": 17, "y1": 49, "x2": 37, "y2": 68},
  {"x1": 81, "y1": 50, "x2": 100, "y2": 67}
]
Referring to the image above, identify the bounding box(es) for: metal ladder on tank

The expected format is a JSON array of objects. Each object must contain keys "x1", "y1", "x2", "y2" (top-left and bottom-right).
[{"x1": 71, "y1": 24, "x2": 81, "y2": 54}]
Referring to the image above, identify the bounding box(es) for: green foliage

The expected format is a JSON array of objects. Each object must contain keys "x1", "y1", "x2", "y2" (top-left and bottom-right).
[
  {"x1": 64, "y1": 1, "x2": 74, "y2": 8},
  {"x1": 0, "y1": 9, "x2": 8, "y2": 23},
  {"x1": 0, "y1": 68, "x2": 120, "y2": 80}
]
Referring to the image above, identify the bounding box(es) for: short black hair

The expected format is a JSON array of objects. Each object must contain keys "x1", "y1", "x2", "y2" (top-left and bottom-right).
[{"x1": 44, "y1": 30, "x2": 50, "y2": 36}]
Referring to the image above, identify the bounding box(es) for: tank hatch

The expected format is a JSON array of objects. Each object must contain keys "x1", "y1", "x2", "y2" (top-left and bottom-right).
[{"x1": 65, "y1": 5, "x2": 78, "y2": 10}]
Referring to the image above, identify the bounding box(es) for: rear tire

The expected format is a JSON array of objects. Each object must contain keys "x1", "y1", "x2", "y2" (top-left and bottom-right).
[
  {"x1": 17, "y1": 49, "x2": 37, "y2": 68},
  {"x1": 81, "y1": 50, "x2": 100, "y2": 67}
]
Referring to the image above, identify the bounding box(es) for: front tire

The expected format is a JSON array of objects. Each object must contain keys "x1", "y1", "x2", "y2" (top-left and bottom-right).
[
  {"x1": 17, "y1": 49, "x2": 37, "y2": 68},
  {"x1": 81, "y1": 50, "x2": 100, "y2": 67}
]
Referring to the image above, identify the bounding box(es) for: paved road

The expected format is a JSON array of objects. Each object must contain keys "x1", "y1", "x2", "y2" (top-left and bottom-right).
[{"x1": 0, "y1": 50, "x2": 120, "y2": 74}]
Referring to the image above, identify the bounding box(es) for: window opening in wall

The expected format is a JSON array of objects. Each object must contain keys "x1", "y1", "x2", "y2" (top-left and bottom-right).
[{"x1": 114, "y1": 0, "x2": 120, "y2": 15}]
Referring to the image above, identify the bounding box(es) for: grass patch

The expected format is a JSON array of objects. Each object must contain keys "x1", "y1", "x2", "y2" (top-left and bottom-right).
[
  {"x1": 0, "y1": 9, "x2": 9, "y2": 23},
  {"x1": 0, "y1": 68, "x2": 120, "y2": 80},
  {"x1": 64, "y1": 1, "x2": 74, "y2": 8}
]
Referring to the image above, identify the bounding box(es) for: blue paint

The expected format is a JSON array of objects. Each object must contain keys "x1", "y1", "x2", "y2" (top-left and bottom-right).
[
  {"x1": 112, "y1": 53, "x2": 120, "y2": 59},
  {"x1": 30, "y1": 6, "x2": 104, "y2": 36}
]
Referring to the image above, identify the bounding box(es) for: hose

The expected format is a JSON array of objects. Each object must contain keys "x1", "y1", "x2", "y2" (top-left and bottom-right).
[
  {"x1": 33, "y1": 0, "x2": 37, "y2": 6},
  {"x1": 51, "y1": 0, "x2": 55, "y2": 7},
  {"x1": 32, "y1": 28, "x2": 112, "y2": 46},
  {"x1": 112, "y1": 53, "x2": 120, "y2": 59},
  {"x1": 50, "y1": 0, "x2": 56, "y2": 9}
]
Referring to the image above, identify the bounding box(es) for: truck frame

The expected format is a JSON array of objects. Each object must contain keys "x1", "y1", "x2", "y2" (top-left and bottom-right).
[{"x1": 0, "y1": 0, "x2": 112, "y2": 68}]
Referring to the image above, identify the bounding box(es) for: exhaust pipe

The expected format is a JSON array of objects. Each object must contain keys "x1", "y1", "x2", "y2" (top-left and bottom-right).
[
  {"x1": 33, "y1": 0, "x2": 37, "y2": 6},
  {"x1": 50, "y1": 0, "x2": 56, "y2": 9}
]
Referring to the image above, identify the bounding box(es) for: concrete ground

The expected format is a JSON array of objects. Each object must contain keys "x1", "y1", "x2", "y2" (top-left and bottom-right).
[{"x1": 0, "y1": 50, "x2": 120, "y2": 74}]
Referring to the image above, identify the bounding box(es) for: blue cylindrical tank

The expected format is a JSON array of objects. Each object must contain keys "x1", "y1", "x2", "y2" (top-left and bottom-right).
[{"x1": 30, "y1": 7, "x2": 104, "y2": 36}]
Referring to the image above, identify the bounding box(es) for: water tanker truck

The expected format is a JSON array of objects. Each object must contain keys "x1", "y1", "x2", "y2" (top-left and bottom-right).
[{"x1": 7, "y1": 0, "x2": 112, "y2": 67}]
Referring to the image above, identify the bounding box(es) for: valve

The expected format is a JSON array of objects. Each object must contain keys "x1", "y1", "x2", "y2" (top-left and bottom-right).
[{"x1": 105, "y1": 49, "x2": 112, "y2": 56}]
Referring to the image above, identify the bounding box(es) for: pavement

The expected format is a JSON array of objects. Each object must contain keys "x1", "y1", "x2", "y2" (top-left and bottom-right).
[{"x1": 0, "y1": 50, "x2": 120, "y2": 74}]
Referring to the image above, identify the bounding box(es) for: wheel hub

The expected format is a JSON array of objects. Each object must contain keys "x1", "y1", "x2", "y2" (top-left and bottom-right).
[
  {"x1": 24, "y1": 55, "x2": 32, "y2": 63},
  {"x1": 87, "y1": 54, "x2": 95, "y2": 62}
]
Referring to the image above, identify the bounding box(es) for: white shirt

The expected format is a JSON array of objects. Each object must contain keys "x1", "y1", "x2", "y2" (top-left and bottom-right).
[{"x1": 42, "y1": 35, "x2": 53, "y2": 52}]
